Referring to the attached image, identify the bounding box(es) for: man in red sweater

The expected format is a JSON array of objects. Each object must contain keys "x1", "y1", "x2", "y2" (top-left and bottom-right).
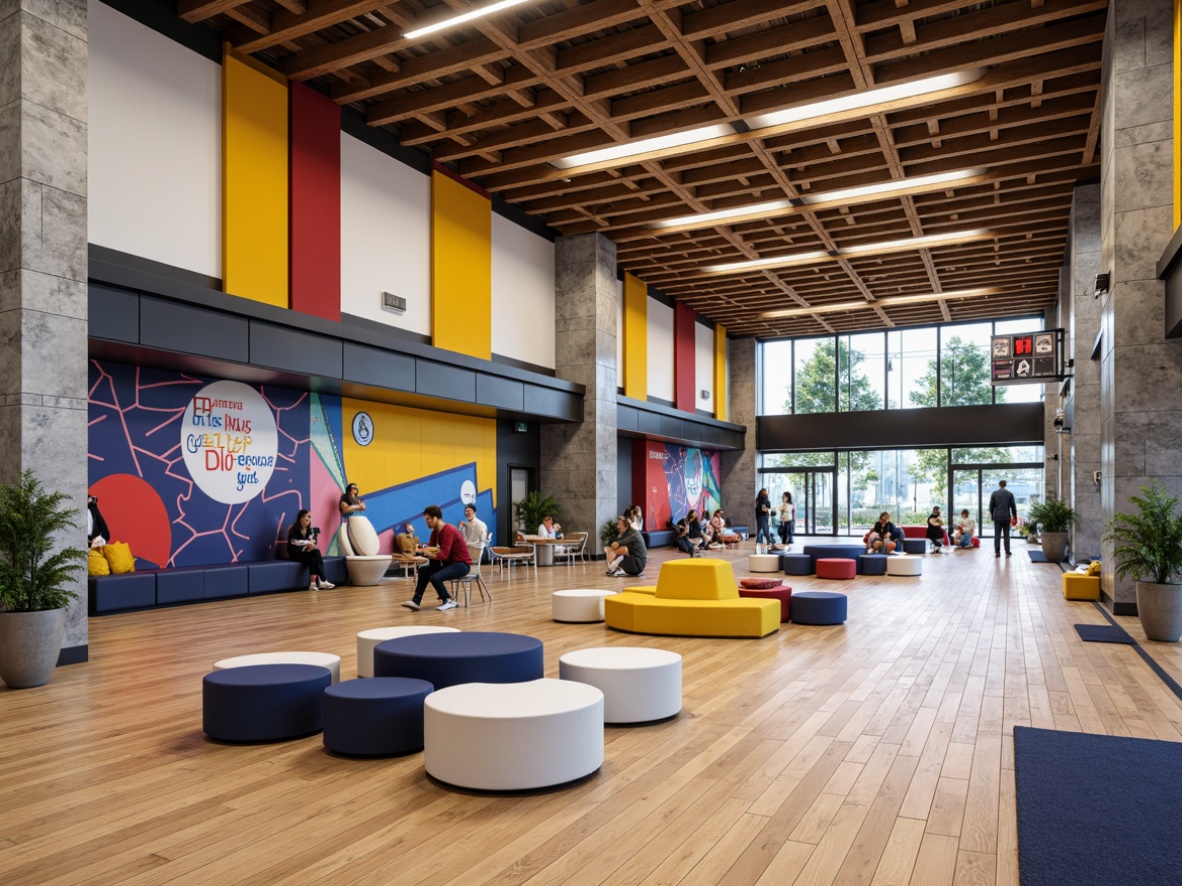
[{"x1": 402, "y1": 504, "x2": 470, "y2": 611}]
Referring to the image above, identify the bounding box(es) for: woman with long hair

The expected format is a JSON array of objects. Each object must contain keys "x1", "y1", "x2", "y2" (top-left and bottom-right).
[
  {"x1": 778, "y1": 492, "x2": 795, "y2": 545},
  {"x1": 288, "y1": 509, "x2": 334, "y2": 590},
  {"x1": 755, "y1": 488, "x2": 772, "y2": 549}
]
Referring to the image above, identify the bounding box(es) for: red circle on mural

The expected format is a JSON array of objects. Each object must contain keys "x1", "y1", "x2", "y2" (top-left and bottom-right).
[{"x1": 89, "y1": 474, "x2": 172, "y2": 568}]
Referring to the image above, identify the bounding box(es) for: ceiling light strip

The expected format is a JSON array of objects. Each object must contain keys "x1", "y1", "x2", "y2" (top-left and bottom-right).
[
  {"x1": 404, "y1": 0, "x2": 536, "y2": 41},
  {"x1": 758, "y1": 287, "x2": 1000, "y2": 320}
]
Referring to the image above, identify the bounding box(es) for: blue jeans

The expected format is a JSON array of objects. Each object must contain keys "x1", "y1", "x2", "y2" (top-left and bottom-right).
[
  {"x1": 756, "y1": 515, "x2": 772, "y2": 545},
  {"x1": 413, "y1": 560, "x2": 469, "y2": 603},
  {"x1": 957, "y1": 534, "x2": 972, "y2": 548}
]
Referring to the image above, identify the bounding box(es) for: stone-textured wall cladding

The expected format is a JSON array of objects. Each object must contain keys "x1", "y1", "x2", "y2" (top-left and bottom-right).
[
  {"x1": 1099, "y1": 0, "x2": 1182, "y2": 610},
  {"x1": 543, "y1": 234, "x2": 618, "y2": 546},
  {"x1": 1069, "y1": 185, "x2": 1102, "y2": 559},
  {"x1": 719, "y1": 338, "x2": 756, "y2": 520},
  {"x1": 0, "y1": 0, "x2": 89, "y2": 654}
]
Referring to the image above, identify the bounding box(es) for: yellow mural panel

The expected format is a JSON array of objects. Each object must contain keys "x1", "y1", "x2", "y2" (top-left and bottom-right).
[
  {"x1": 713, "y1": 323, "x2": 728, "y2": 422},
  {"x1": 340, "y1": 400, "x2": 497, "y2": 508},
  {"x1": 431, "y1": 171, "x2": 492, "y2": 359},
  {"x1": 623, "y1": 272, "x2": 648, "y2": 400}
]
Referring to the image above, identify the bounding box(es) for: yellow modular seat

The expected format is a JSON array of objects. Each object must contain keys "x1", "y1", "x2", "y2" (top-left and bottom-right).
[
  {"x1": 604, "y1": 559, "x2": 779, "y2": 638},
  {"x1": 1063, "y1": 573, "x2": 1101, "y2": 600},
  {"x1": 622, "y1": 585, "x2": 657, "y2": 595}
]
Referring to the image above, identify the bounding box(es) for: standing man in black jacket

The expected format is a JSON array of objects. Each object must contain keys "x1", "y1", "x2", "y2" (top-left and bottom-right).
[{"x1": 989, "y1": 479, "x2": 1018, "y2": 558}]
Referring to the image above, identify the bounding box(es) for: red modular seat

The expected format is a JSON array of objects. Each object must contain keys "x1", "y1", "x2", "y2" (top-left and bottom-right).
[
  {"x1": 737, "y1": 585, "x2": 792, "y2": 622},
  {"x1": 816, "y1": 558, "x2": 856, "y2": 580}
]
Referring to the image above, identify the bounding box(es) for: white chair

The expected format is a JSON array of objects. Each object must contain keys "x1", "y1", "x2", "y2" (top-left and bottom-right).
[
  {"x1": 553, "y1": 531, "x2": 588, "y2": 567},
  {"x1": 450, "y1": 544, "x2": 492, "y2": 607},
  {"x1": 490, "y1": 543, "x2": 536, "y2": 581}
]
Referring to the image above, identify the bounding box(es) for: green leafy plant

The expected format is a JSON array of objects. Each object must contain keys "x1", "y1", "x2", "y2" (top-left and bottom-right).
[
  {"x1": 512, "y1": 491, "x2": 560, "y2": 533},
  {"x1": 1104, "y1": 480, "x2": 1182, "y2": 585},
  {"x1": 1026, "y1": 497, "x2": 1077, "y2": 534},
  {"x1": 600, "y1": 518, "x2": 620, "y2": 548},
  {"x1": 0, "y1": 471, "x2": 85, "y2": 612}
]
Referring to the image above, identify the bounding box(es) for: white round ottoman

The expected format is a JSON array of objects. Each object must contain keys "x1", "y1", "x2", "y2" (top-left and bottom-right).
[
  {"x1": 559, "y1": 647, "x2": 681, "y2": 724},
  {"x1": 424, "y1": 679, "x2": 603, "y2": 790},
  {"x1": 749, "y1": 554, "x2": 782, "y2": 573},
  {"x1": 213, "y1": 651, "x2": 341, "y2": 684},
  {"x1": 886, "y1": 555, "x2": 923, "y2": 577},
  {"x1": 356, "y1": 626, "x2": 461, "y2": 678},
  {"x1": 552, "y1": 589, "x2": 618, "y2": 623}
]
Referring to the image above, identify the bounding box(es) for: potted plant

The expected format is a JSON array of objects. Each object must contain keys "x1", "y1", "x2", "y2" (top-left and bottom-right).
[
  {"x1": 512, "y1": 492, "x2": 560, "y2": 535},
  {"x1": 600, "y1": 518, "x2": 620, "y2": 549},
  {"x1": 0, "y1": 471, "x2": 85, "y2": 688},
  {"x1": 1104, "y1": 480, "x2": 1182, "y2": 642},
  {"x1": 1026, "y1": 496, "x2": 1077, "y2": 563}
]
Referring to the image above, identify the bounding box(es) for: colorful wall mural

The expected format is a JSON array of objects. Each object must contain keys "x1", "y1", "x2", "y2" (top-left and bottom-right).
[
  {"x1": 88, "y1": 360, "x2": 497, "y2": 568},
  {"x1": 641, "y1": 441, "x2": 721, "y2": 531}
]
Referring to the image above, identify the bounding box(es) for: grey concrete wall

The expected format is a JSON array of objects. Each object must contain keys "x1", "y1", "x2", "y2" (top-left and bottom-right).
[
  {"x1": 542, "y1": 234, "x2": 618, "y2": 553},
  {"x1": 1098, "y1": 0, "x2": 1182, "y2": 610},
  {"x1": 1069, "y1": 184, "x2": 1103, "y2": 559},
  {"x1": 0, "y1": 0, "x2": 88, "y2": 652},
  {"x1": 719, "y1": 337, "x2": 756, "y2": 524}
]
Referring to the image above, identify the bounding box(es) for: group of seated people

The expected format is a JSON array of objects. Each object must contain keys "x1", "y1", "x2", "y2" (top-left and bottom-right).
[
  {"x1": 674, "y1": 508, "x2": 742, "y2": 557},
  {"x1": 865, "y1": 508, "x2": 976, "y2": 554}
]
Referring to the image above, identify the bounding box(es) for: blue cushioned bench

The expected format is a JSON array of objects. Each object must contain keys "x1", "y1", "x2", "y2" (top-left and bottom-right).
[
  {"x1": 89, "y1": 556, "x2": 347, "y2": 615},
  {"x1": 641, "y1": 530, "x2": 677, "y2": 548}
]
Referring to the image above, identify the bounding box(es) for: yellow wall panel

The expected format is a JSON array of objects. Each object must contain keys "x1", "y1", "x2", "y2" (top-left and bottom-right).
[
  {"x1": 623, "y1": 273, "x2": 648, "y2": 400},
  {"x1": 341, "y1": 400, "x2": 497, "y2": 509},
  {"x1": 713, "y1": 324, "x2": 728, "y2": 422},
  {"x1": 222, "y1": 48, "x2": 288, "y2": 307},
  {"x1": 431, "y1": 171, "x2": 492, "y2": 359}
]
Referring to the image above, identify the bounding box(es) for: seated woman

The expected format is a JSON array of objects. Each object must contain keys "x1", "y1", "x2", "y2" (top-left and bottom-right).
[
  {"x1": 926, "y1": 507, "x2": 947, "y2": 553},
  {"x1": 867, "y1": 511, "x2": 903, "y2": 553},
  {"x1": 685, "y1": 509, "x2": 707, "y2": 551},
  {"x1": 713, "y1": 509, "x2": 741, "y2": 546},
  {"x1": 537, "y1": 514, "x2": 567, "y2": 555},
  {"x1": 605, "y1": 514, "x2": 648, "y2": 577},
  {"x1": 288, "y1": 509, "x2": 334, "y2": 590},
  {"x1": 954, "y1": 509, "x2": 976, "y2": 548},
  {"x1": 675, "y1": 519, "x2": 696, "y2": 557}
]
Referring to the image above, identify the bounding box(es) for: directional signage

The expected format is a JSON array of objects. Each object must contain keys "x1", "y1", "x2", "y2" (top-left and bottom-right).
[{"x1": 990, "y1": 329, "x2": 1065, "y2": 385}]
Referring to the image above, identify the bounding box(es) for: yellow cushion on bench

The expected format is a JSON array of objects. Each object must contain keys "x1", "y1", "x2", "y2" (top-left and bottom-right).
[
  {"x1": 88, "y1": 549, "x2": 110, "y2": 576},
  {"x1": 654, "y1": 559, "x2": 739, "y2": 601},
  {"x1": 101, "y1": 542, "x2": 135, "y2": 574},
  {"x1": 1063, "y1": 573, "x2": 1101, "y2": 600}
]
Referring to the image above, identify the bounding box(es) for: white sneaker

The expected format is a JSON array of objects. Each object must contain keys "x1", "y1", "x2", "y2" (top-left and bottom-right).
[
  {"x1": 437, "y1": 599, "x2": 458, "y2": 611},
  {"x1": 308, "y1": 583, "x2": 318, "y2": 591},
  {"x1": 318, "y1": 580, "x2": 335, "y2": 589},
  {"x1": 610, "y1": 568, "x2": 627, "y2": 577},
  {"x1": 401, "y1": 600, "x2": 421, "y2": 610}
]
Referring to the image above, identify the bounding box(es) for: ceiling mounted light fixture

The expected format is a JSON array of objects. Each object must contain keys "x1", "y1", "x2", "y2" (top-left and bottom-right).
[
  {"x1": 552, "y1": 69, "x2": 987, "y2": 173},
  {"x1": 650, "y1": 168, "x2": 987, "y2": 231},
  {"x1": 404, "y1": 0, "x2": 537, "y2": 40},
  {"x1": 758, "y1": 287, "x2": 1000, "y2": 320},
  {"x1": 701, "y1": 228, "x2": 996, "y2": 275}
]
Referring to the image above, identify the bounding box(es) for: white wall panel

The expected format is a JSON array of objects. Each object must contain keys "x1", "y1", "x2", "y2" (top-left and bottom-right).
[
  {"x1": 88, "y1": 1, "x2": 220, "y2": 277},
  {"x1": 340, "y1": 134, "x2": 430, "y2": 335},
  {"x1": 647, "y1": 298, "x2": 675, "y2": 402},
  {"x1": 492, "y1": 216, "x2": 555, "y2": 369},
  {"x1": 696, "y1": 321, "x2": 714, "y2": 413}
]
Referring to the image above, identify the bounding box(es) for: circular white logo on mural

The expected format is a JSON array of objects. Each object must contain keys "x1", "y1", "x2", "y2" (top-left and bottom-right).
[
  {"x1": 181, "y1": 380, "x2": 278, "y2": 504},
  {"x1": 460, "y1": 480, "x2": 476, "y2": 505},
  {"x1": 352, "y1": 412, "x2": 374, "y2": 446}
]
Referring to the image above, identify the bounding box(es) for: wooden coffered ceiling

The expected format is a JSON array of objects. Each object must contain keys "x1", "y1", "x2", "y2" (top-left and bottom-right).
[{"x1": 181, "y1": 0, "x2": 1108, "y2": 338}]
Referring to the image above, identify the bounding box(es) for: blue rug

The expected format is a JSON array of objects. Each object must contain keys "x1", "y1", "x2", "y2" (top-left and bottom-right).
[
  {"x1": 1074, "y1": 623, "x2": 1134, "y2": 644},
  {"x1": 1014, "y1": 726, "x2": 1182, "y2": 884},
  {"x1": 1026, "y1": 549, "x2": 1067, "y2": 563}
]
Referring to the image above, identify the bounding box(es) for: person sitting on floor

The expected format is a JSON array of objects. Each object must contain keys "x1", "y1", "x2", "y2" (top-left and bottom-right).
[{"x1": 605, "y1": 514, "x2": 647, "y2": 577}]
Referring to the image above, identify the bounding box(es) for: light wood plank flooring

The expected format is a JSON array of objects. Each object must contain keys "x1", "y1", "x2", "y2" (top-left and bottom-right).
[{"x1": 3, "y1": 543, "x2": 1181, "y2": 885}]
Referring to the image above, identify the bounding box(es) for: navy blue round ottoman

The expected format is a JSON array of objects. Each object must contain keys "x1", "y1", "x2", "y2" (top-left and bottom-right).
[
  {"x1": 903, "y1": 538, "x2": 928, "y2": 555},
  {"x1": 860, "y1": 554, "x2": 888, "y2": 576},
  {"x1": 791, "y1": 591, "x2": 848, "y2": 625},
  {"x1": 780, "y1": 553, "x2": 814, "y2": 576},
  {"x1": 373, "y1": 631, "x2": 543, "y2": 689},
  {"x1": 323, "y1": 677, "x2": 434, "y2": 756},
  {"x1": 203, "y1": 664, "x2": 331, "y2": 742}
]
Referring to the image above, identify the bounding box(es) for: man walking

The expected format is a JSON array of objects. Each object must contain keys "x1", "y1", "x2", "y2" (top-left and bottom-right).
[{"x1": 989, "y1": 479, "x2": 1018, "y2": 558}]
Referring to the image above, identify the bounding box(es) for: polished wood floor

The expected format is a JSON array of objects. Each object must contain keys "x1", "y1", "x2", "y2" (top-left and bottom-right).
[{"x1": 3, "y1": 542, "x2": 1182, "y2": 886}]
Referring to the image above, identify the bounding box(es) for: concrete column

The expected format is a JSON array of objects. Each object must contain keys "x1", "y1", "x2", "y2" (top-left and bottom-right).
[
  {"x1": 719, "y1": 337, "x2": 756, "y2": 524},
  {"x1": 1067, "y1": 185, "x2": 1102, "y2": 559},
  {"x1": 0, "y1": 0, "x2": 89, "y2": 655},
  {"x1": 542, "y1": 234, "x2": 618, "y2": 555},
  {"x1": 1098, "y1": 0, "x2": 1181, "y2": 612}
]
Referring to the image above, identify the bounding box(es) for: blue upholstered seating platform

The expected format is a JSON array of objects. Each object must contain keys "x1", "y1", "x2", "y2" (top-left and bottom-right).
[
  {"x1": 791, "y1": 591, "x2": 848, "y2": 626},
  {"x1": 323, "y1": 677, "x2": 435, "y2": 756},
  {"x1": 373, "y1": 631, "x2": 544, "y2": 690},
  {"x1": 203, "y1": 663, "x2": 331, "y2": 742}
]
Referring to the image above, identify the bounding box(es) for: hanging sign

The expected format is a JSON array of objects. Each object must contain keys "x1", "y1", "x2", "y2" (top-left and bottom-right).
[{"x1": 990, "y1": 329, "x2": 1065, "y2": 385}]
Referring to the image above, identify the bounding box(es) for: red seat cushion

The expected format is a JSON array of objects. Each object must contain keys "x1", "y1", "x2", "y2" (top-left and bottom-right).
[
  {"x1": 816, "y1": 558, "x2": 856, "y2": 580},
  {"x1": 737, "y1": 585, "x2": 792, "y2": 622},
  {"x1": 739, "y1": 577, "x2": 783, "y2": 590}
]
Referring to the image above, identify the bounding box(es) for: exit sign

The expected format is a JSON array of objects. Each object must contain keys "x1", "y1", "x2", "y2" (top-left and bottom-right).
[{"x1": 514, "y1": 422, "x2": 528, "y2": 433}]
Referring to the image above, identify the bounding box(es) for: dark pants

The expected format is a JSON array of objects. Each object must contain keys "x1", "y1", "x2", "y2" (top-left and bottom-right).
[
  {"x1": 676, "y1": 536, "x2": 695, "y2": 556},
  {"x1": 619, "y1": 555, "x2": 646, "y2": 576},
  {"x1": 778, "y1": 522, "x2": 790, "y2": 544},
  {"x1": 413, "y1": 560, "x2": 469, "y2": 603},
  {"x1": 994, "y1": 520, "x2": 1012, "y2": 554},
  {"x1": 290, "y1": 548, "x2": 325, "y2": 580},
  {"x1": 756, "y1": 515, "x2": 772, "y2": 545}
]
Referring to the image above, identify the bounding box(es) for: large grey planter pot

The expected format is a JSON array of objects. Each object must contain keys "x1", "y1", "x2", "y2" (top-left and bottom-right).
[
  {"x1": 1135, "y1": 582, "x2": 1182, "y2": 643},
  {"x1": 1041, "y1": 531, "x2": 1069, "y2": 563},
  {"x1": 0, "y1": 608, "x2": 66, "y2": 688}
]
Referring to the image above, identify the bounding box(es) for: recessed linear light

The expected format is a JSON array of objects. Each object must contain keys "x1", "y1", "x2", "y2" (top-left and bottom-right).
[
  {"x1": 551, "y1": 69, "x2": 988, "y2": 173},
  {"x1": 745, "y1": 69, "x2": 987, "y2": 129},
  {"x1": 650, "y1": 168, "x2": 986, "y2": 231},
  {"x1": 758, "y1": 287, "x2": 1000, "y2": 320},
  {"x1": 550, "y1": 124, "x2": 737, "y2": 170},
  {"x1": 403, "y1": 0, "x2": 536, "y2": 41},
  {"x1": 701, "y1": 228, "x2": 995, "y2": 275}
]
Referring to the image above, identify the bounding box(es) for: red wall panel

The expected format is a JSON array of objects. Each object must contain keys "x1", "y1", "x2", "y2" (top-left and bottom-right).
[
  {"x1": 289, "y1": 82, "x2": 340, "y2": 321},
  {"x1": 674, "y1": 302, "x2": 696, "y2": 412}
]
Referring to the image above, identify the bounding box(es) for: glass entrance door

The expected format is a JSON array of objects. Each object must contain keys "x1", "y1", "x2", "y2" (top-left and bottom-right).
[
  {"x1": 950, "y1": 466, "x2": 1044, "y2": 538},
  {"x1": 770, "y1": 470, "x2": 836, "y2": 536}
]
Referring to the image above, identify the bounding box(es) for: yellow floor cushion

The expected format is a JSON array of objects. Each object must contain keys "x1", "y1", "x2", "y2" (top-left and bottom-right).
[
  {"x1": 605, "y1": 592, "x2": 779, "y2": 638},
  {"x1": 1063, "y1": 573, "x2": 1101, "y2": 600},
  {"x1": 654, "y1": 559, "x2": 738, "y2": 601}
]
